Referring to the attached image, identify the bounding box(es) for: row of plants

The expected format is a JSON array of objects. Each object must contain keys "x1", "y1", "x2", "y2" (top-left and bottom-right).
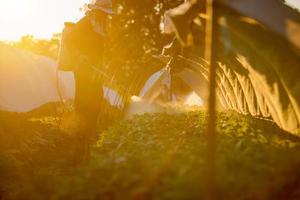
[{"x1": 1, "y1": 104, "x2": 300, "y2": 199}]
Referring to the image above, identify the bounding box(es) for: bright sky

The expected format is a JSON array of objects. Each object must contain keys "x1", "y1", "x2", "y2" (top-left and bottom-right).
[
  {"x1": 0, "y1": 0, "x2": 89, "y2": 41},
  {"x1": 286, "y1": 0, "x2": 300, "y2": 10},
  {"x1": 0, "y1": 0, "x2": 299, "y2": 41}
]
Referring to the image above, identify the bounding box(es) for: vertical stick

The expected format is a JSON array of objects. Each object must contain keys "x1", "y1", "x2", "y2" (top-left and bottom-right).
[{"x1": 205, "y1": 0, "x2": 218, "y2": 199}]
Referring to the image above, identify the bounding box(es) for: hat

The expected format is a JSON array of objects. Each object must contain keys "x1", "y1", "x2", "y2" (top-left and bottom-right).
[{"x1": 88, "y1": 0, "x2": 114, "y2": 14}]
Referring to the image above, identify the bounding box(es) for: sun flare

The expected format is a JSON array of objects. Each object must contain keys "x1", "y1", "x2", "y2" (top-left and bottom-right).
[{"x1": 0, "y1": 0, "x2": 87, "y2": 41}]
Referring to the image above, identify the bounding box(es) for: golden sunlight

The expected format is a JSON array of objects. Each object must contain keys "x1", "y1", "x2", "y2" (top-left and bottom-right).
[
  {"x1": 0, "y1": 0, "x2": 299, "y2": 41},
  {"x1": 0, "y1": 0, "x2": 88, "y2": 41}
]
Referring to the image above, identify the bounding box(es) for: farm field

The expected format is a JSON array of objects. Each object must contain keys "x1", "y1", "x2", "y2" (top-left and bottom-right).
[{"x1": 1, "y1": 104, "x2": 300, "y2": 200}]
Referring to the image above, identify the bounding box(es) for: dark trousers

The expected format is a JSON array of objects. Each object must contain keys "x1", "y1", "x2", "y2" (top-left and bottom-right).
[{"x1": 74, "y1": 66, "x2": 103, "y2": 138}]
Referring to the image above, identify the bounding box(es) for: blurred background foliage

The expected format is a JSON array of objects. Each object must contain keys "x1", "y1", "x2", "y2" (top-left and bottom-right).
[
  {"x1": 10, "y1": 34, "x2": 61, "y2": 60},
  {"x1": 102, "y1": 0, "x2": 184, "y2": 94},
  {"x1": 10, "y1": 0, "x2": 185, "y2": 95}
]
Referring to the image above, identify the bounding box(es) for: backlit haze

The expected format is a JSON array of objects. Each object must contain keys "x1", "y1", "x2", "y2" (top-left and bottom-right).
[
  {"x1": 0, "y1": 0, "x2": 88, "y2": 41},
  {"x1": 0, "y1": 0, "x2": 299, "y2": 41}
]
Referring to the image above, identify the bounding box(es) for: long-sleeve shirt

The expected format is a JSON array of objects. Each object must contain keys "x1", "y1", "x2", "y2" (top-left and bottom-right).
[{"x1": 65, "y1": 15, "x2": 105, "y2": 68}]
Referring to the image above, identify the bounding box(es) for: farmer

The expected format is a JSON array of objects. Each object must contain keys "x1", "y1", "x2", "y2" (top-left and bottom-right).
[{"x1": 64, "y1": 0, "x2": 114, "y2": 149}]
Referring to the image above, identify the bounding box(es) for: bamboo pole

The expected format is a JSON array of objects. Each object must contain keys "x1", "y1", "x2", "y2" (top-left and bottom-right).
[{"x1": 205, "y1": 0, "x2": 219, "y2": 199}]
